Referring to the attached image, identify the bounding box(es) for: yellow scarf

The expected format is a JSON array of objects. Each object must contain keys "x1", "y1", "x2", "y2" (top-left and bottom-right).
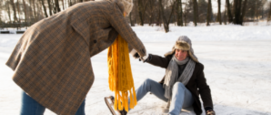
[{"x1": 107, "y1": 25, "x2": 137, "y2": 111}]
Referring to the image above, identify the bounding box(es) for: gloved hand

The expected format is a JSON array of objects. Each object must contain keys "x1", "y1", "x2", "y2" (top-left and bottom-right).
[
  {"x1": 141, "y1": 53, "x2": 150, "y2": 62},
  {"x1": 129, "y1": 49, "x2": 140, "y2": 59}
]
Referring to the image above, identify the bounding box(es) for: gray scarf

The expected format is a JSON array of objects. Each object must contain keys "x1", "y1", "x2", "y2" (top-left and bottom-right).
[{"x1": 163, "y1": 56, "x2": 196, "y2": 99}]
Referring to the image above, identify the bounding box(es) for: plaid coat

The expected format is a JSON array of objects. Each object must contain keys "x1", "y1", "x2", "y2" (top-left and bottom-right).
[{"x1": 5, "y1": 0, "x2": 146, "y2": 115}]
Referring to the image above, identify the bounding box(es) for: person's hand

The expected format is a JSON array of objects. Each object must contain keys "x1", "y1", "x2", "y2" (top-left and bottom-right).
[
  {"x1": 129, "y1": 49, "x2": 140, "y2": 59},
  {"x1": 139, "y1": 52, "x2": 152, "y2": 62},
  {"x1": 206, "y1": 110, "x2": 215, "y2": 115}
]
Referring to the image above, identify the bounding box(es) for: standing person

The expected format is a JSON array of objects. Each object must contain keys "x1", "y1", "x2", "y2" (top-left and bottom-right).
[
  {"x1": 5, "y1": 0, "x2": 146, "y2": 115},
  {"x1": 107, "y1": 36, "x2": 215, "y2": 115}
]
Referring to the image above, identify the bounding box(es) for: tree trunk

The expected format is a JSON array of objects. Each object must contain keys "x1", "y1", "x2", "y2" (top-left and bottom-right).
[
  {"x1": 255, "y1": 0, "x2": 258, "y2": 21},
  {"x1": 184, "y1": 13, "x2": 187, "y2": 26},
  {"x1": 7, "y1": 4, "x2": 12, "y2": 23},
  {"x1": 55, "y1": 0, "x2": 61, "y2": 12},
  {"x1": 129, "y1": 12, "x2": 135, "y2": 26},
  {"x1": 61, "y1": 0, "x2": 65, "y2": 10},
  {"x1": 233, "y1": 0, "x2": 242, "y2": 25},
  {"x1": 16, "y1": 0, "x2": 21, "y2": 29},
  {"x1": 148, "y1": 0, "x2": 154, "y2": 26},
  {"x1": 240, "y1": 0, "x2": 247, "y2": 25},
  {"x1": 217, "y1": 0, "x2": 222, "y2": 25},
  {"x1": 192, "y1": 0, "x2": 198, "y2": 26},
  {"x1": 138, "y1": 0, "x2": 144, "y2": 26},
  {"x1": 177, "y1": 0, "x2": 183, "y2": 26},
  {"x1": 158, "y1": 0, "x2": 168, "y2": 32},
  {"x1": 47, "y1": 0, "x2": 53, "y2": 16},
  {"x1": 206, "y1": 0, "x2": 211, "y2": 26},
  {"x1": 158, "y1": 0, "x2": 176, "y2": 33},
  {"x1": 0, "y1": 1, "x2": 2, "y2": 27},
  {"x1": 32, "y1": 0, "x2": 38, "y2": 22},
  {"x1": 22, "y1": 0, "x2": 28, "y2": 27},
  {"x1": 69, "y1": 0, "x2": 72, "y2": 6},
  {"x1": 268, "y1": 2, "x2": 271, "y2": 21},
  {"x1": 29, "y1": 0, "x2": 34, "y2": 23},
  {"x1": 10, "y1": 0, "x2": 18, "y2": 22},
  {"x1": 156, "y1": 6, "x2": 161, "y2": 26},
  {"x1": 226, "y1": 0, "x2": 233, "y2": 23},
  {"x1": 41, "y1": 0, "x2": 49, "y2": 17},
  {"x1": 223, "y1": 11, "x2": 227, "y2": 25},
  {"x1": 37, "y1": 1, "x2": 44, "y2": 20}
]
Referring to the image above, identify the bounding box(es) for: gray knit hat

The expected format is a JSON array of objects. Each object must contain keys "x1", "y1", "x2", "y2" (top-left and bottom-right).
[
  {"x1": 119, "y1": 0, "x2": 134, "y2": 15},
  {"x1": 165, "y1": 36, "x2": 198, "y2": 62}
]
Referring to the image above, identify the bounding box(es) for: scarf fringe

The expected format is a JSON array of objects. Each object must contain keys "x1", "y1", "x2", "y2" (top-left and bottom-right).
[{"x1": 108, "y1": 35, "x2": 137, "y2": 112}]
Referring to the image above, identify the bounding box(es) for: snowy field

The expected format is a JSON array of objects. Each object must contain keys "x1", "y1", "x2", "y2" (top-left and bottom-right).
[{"x1": 1, "y1": 22, "x2": 271, "y2": 115}]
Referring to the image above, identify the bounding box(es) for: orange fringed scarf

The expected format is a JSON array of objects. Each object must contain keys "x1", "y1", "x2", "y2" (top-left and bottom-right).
[{"x1": 107, "y1": 31, "x2": 137, "y2": 111}]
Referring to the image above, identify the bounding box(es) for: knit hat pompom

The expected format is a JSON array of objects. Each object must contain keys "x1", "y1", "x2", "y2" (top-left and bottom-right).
[{"x1": 119, "y1": 0, "x2": 134, "y2": 15}]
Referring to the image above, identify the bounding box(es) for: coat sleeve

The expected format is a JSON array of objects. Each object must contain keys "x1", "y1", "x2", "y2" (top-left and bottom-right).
[
  {"x1": 145, "y1": 54, "x2": 172, "y2": 69},
  {"x1": 195, "y1": 64, "x2": 214, "y2": 109},
  {"x1": 106, "y1": 2, "x2": 146, "y2": 57}
]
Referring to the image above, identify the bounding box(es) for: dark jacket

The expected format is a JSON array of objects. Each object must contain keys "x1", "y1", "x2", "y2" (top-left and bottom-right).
[
  {"x1": 146, "y1": 54, "x2": 213, "y2": 115},
  {"x1": 5, "y1": 0, "x2": 145, "y2": 115}
]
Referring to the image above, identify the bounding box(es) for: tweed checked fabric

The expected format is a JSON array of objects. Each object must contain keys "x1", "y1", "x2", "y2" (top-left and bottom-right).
[{"x1": 6, "y1": 0, "x2": 146, "y2": 115}]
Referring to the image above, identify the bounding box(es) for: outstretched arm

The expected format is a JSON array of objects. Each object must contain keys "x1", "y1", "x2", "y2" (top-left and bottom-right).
[{"x1": 145, "y1": 54, "x2": 172, "y2": 69}]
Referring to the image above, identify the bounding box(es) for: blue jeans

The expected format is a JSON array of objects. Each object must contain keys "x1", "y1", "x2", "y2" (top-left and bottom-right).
[
  {"x1": 135, "y1": 79, "x2": 194, "y2": 115},
  {"x1": 20, "y1": 91, "x2": 85, "y2": 115}
]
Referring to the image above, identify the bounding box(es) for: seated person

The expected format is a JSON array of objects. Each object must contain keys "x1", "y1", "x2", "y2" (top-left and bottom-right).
[{"x1": 109, "y1": 36, "x2": 215, "y2": 115}]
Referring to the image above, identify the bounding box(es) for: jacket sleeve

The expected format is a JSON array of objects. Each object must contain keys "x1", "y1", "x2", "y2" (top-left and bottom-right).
[
  {"x1": 195, "y1": 64, "x2": 214, "y2": 109},
  {"x1": 145, "y1": 54, "x2": 172, "y2": 69},
  {"x1": 106, "y1": 2, "x2": 146, "y2": 57}
]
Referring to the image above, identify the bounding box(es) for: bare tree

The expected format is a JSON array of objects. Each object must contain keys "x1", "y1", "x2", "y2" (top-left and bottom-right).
[
  {"x1": 176, "y1": 0, "x2": 183, "y2": 26},
  {"x1": 233, "y1": 0, "x2": 241, "y2": 24},
  {"x1": 268, "y1": 2, "x2": 271, "y2": 22},
  {"x1": 0, "y1": 0, "x2": 2, "y2": 27},
  {"x1": 156, "y1": 5, "x2": 161, "y2": 26},
  {"x1": 217, "y1": 0, "x2": 222, "y2": 25},
  {"x1": 22, "y1": 0, "x2": 28, "y2": 26},
  {"x1": 30, "y1": 0, "x2": 37, "y2": 22},
  {"x1": 192, "y1": 0, "x2": 198, "y2": 26},
  {"x1": 147, "y1": 0, "x2": 155, "y2": 26},
  {"x1": 69, "y1": 0, "x2": 72, "y2": 6},
  {"x1": 7, "y1": 1, "x2": 12, "y2": 22},
  {"x1": 16, "y1": 0, "x2": 22, "y2": 28},
  {"x1": 129, "y1": 12, "x2": 134, "y2": 26},
  {"x1": 47, "y1": 0, "x2": 53, "y2": 16},
  {"x1": 226, "y1": 0, "x2": 233, "y2": 23},
  {"x1": 41, "y1": 0, "x2": 49, "y2": 17},
  {"x1": 137, "y1": 0, "x2": 145, "y2": 26},
  {"x1": 206, "y1": 0, "x2": 211, "y2": 26},
  {"x1": 158, "y1": 0, "x2": 176, "y2": 32},
  {"x1": 61, "y1": 0, "x2": 65, "y2": 10},
  {"x1": 54, "y1": 0, "x2": 61, "y2": 13},
  {"x1": 233, "y1": 0, "x2": 247, "y2": 25},
  {"x1": 10, "y1": 0, "x2": 18, "y2": 22},
  {"x1": 240, "y1": 0, "x2": 247, "y2": 23}
]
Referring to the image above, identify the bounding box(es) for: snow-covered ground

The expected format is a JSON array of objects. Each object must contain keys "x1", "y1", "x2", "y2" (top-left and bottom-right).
[{"x1": 1, "y1": 23, "x2": 271, "y2": 115}]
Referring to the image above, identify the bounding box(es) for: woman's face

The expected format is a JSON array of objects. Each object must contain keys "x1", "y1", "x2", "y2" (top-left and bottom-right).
[{"x1": 175, "y1": 49, "x2": 188, "y2": 61}]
